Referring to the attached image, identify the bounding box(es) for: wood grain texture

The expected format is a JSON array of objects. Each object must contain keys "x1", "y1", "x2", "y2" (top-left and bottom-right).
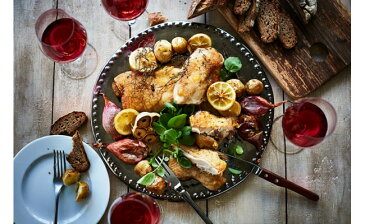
[
  {"x1": 218, "y1": 0, "x2": 351, "y2": 98},
  {"x1": 14, "y1": 0, "x2": 56, "y2": 155}
]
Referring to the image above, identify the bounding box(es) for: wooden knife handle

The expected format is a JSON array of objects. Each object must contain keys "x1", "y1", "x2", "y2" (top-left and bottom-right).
[{"x1": 258, "y1": 168, "x2": 319, "y2": 201}]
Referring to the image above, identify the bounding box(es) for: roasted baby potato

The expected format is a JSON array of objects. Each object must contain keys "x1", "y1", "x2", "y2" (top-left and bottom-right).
[
  {"x1": 146, "y1": 176, "x2": 166, "y2": 195},
  {"x1": 134, "y1": 160, "x2": 153, "y2": 177},
  {"x1": 171, "y1": 37, "x2": 188, "y2": 53},
  {"x1": 154, "y1": 40, "x2": 173, "y2": 63},
  {"x1": 129, "y1": 47, "x2": 158, "y2": 72},
  {"x1": 62, "y1": 169, "x2": 81, "y2": 186},
  {"x1": 75, "y1": 182, "x2": 90, "y2": 202},
  {"x1": 245, "y1": 79, "x2": 264, "y2": 95},
  {"x1": 226, "y1": 79, "x2": 245, "y2": 98}
]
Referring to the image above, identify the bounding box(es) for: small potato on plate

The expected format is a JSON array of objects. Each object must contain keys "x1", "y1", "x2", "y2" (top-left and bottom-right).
[
  {"x1": 171, "y1": 37, "x2": 188, "y2": 53},
  {"x1": 134, "y1": 160, "x2": 153, "y2": 177},
  {"x1": 154, "y1": 40, "x2": 173, "y2": 63}
]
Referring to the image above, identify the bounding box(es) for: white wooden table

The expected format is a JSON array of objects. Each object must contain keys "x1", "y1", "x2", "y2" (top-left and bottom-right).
[{"x1": 14, "y1": 0, "x2": 351, "y2": 223}]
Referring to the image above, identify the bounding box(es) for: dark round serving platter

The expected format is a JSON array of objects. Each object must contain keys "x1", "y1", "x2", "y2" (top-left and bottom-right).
[{"x1": 91, "y1": 21, "x2": 274, "y2": 202}]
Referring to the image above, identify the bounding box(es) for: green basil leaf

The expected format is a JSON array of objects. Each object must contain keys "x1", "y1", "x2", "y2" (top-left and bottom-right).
[
  {"x1": 235, "y1": 145, "x2": 244, "y2": 155},
  {"x1": 159, "y1": 113, "x2": 173, "y2": 128},
  {"x1": 152, "y1": 122, "x2": 166, "y2": 135},
  {"x1": 177, "y1": 156, "x2": 192, "y2": 169},
  {"x1": 220, "y1": 68, "x2": 231, "y2": 81},
  {"x1": 182, "y1": 105, "x2": 195, "y2": 117},
  {"x1": 163, "y1": 129, "x2": 179, "y2": 144},
  {"x1": 137, "y1": 172, "x2": 156, "y2": 186},
  {"x1": 156, "y1": 166, "x2": 165, "y2": 177},
  {"x1": 165, "y1": 102, "x2": 177, "y2": 112},
  {"x1": 228, "y1": 167, "x2": 242, "y2": 175},
  {"x1": 179, "y1": 134, "x2": 195, "y2": 146},
  {"x1": 181, "y1": 126, "x2": 192, "y2": 136},
  {"x1": 168, "y1": 114, "x2": 187, "y2": 129},
  {"x1": 224, "y1": 57, "x2": 242, "y2": 73}
]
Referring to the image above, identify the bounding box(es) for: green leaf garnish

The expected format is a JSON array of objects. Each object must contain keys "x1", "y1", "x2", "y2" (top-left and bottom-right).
[
  {"x1": 181, "y1": 126, "x2": 192, "y2": 136},
  {"x1": 177, "y1": 156, "x2": 192, "y2": 169},
  {"x1": 137, "y1": 172, "x2": 156, "y2": 186},
  {"x1": 220, "y1": 68, "x2": 231, "y2": 81},
  {"x1": 161, "y1": 129, "x2": 179, "y2": 144},
  {"x1": 235, "y1": 145, "x2": 244, "y2": 155},
  {"x1": 164, "y1": 102, "x2": 176, "y2": 112},
  {"x1": 167, "y1": 114, "x2": 187, "y2": 129},
  {"x1": 156, "y1": 166, "x2": 165, "y2": 177},
  {"x1": 228, "y1": 167, "x2": 242, "y2": 175},
  {"x1": 152, "y1": 122, "x2": 166, "y2": 135},
  {"x1": 224, "y1": 57, "x2": 242, "y2": 73},
  {"x1": 159, "y1": 113, "x2": 173, "y2": 128},
  {"x1": 179, "y1": 134, "x2": 195, "y2": 146}
]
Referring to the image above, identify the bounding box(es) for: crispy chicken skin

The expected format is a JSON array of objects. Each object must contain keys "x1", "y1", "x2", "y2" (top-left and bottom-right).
[
  {"x1": 173, "y1": 47, "x2": 223, "y2": 104},
  {"x1": 190, "y1": 111, "x2": 238, "y2": 149},
  {"x1": 168, "y1": 158, "x2": 227, "y2": 191},
  {"x1": 114, "y1": 66, "x2": 182, "y2": 112},
  {"x1": 114, "y1": 47, "x2": 223, "y2": 111}
]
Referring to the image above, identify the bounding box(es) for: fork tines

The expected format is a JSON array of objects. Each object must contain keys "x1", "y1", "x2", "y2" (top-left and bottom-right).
[{"x1": 53, "y1": 150, "x2": 67, "y2": 179}]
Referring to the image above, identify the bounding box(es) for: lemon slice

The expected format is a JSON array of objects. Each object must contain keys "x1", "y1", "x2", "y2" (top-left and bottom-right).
[
  {"x1": 207, "y1": 82, "x2": 236, "y2": 111},
  {"x1": 187, "y1": 33, "x2": 212, "y2": 53},
  {"x1": 114, "y1": 109, "x2": 140, "y2": 135},
  {"x1": 218, "y1": 101, "x2": 241, "y2": 117},
  {"x1": 129, "y1": 47, "x2": 158, "y2": 73}
]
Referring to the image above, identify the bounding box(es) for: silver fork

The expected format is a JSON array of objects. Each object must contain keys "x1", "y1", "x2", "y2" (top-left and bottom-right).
[
  {"x1": 53, "y1": 150, "x2": 66, "y2": 224},
  {"x1": 155, "y1": 157, "x2": 213, "y2": 224}
]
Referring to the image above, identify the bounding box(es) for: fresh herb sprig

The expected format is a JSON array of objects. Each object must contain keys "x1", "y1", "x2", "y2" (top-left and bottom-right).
[
  {"x1": 137, "y1": 102, "x2": 195, "y2": 186},
  {"x1": 220, "y1": 57, "x2": 243, "y2": 81},
  {"x1": 227, "y1": 144, "x2": 245, "y2": 175}
]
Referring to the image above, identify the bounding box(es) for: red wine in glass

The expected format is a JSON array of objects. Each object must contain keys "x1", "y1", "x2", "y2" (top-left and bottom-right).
[
  {"x1": 41, "y1": 18, "x2": 87, "y2": 63},
  {"x1": 108, "y1": 192, "x2": 162, "y2": 224},
  {"x1": 281, "y1": 98, "x2": 337, "y2": 148},
  {"x1": 102, "y1": 0, "x2": 148, "y2": 21}
]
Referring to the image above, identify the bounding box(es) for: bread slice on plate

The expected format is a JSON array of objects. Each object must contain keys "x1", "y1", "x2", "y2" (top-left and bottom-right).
[
  {"x1": 50, "y1": 111, "x2": 87, "y2": 136},
  {"x1": 237, "y1": 0, "x2": 260, "y2": 33},
  {"x1": 257, "y1": 0, "x2": 279, "y2": 43},
  {"x1": 278, "y1": 11, "x2": 298, "y2": 49},
  {"x1": 67, "y1": 131, "x2": 90, "y2": 172}
]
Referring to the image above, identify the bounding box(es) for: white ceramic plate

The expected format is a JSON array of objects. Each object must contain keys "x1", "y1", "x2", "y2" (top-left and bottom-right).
[{"x1": 14, "y1": 135, "x2": 110, "y2": 224}]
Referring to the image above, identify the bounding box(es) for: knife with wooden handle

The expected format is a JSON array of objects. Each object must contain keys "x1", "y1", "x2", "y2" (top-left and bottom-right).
[{"x1": 222, "y1": 152, "x2": 319, "y2": 201}]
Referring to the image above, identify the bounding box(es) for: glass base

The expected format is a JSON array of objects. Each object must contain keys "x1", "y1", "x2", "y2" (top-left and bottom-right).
[
  {"x1": 111, "y1": 20, "x2": 130, "y2": 41},
  {"x1": 61, "y1": 43, "x2": 98, "y2": 80}
]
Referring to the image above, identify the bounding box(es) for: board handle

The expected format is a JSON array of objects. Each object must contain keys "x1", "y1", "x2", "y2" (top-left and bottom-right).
[{"x1": 258, "y1": 168, "x2": 319, "y2": 201}]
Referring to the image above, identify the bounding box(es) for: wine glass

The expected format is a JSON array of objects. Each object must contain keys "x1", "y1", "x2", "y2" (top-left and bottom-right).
[
  {"x1": 270, "y1": 97, "x2": 337, "y2": 154},
  {"x1": 101, "y1": 0, "x2": 149, "y2": 40},
  {"x1": 108, "y1": 192, "x2": 162, "y2": 224},
  {"x1": 35, "y1": 9, "x2": 98, "y2": 79}
]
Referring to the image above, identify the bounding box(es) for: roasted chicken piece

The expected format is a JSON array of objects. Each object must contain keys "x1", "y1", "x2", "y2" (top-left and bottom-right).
[
  {"x1": 113, "y1": 65, "x2": 182, "y2": 112},
  {"x1": 173, "y1": 47, "x2": 223, "y2": 104},
  {"x1": 190, "y1": 111, "x2": 238, "y2": 150},
  {"x1": 168, "y1": 158, "x2": 226, "y2": 191},
  {"x1": 181, "y1": 146, "x2": 227, "y2": 176}
]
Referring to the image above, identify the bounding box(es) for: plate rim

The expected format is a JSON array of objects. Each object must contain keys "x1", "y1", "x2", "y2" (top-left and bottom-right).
[
  {"x1": 14, "y1": 135, "x2": 110, "y2": 223},
  {"x1": 91, "y1": 21, "x2": 274, "y2": 202}
]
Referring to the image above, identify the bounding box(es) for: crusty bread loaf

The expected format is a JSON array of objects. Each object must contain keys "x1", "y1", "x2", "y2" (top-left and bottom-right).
[
  {"x1": 237, "y1": 0, "x2": 260, "y2": 33},
  {"x1": 234, "y1": 0, "x2": 251, "y2": 15},
  {"x1": 257, "y1": 0, "x2": 279, "y2": 43},
  {"x1": 278, "y1": 12, "x2": 298, "y2": 49},
  {"x1": 67, "y1": 131, "x2": 90, "y2": 172},
  {"x1": 188, "y1": 0, "x2": 226, "y2": 19},
  {"x1": 50, "y1": 111, "x2": 87, "y2": 136}
]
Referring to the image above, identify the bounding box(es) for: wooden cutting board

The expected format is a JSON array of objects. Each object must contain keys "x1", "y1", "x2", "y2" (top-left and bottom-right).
[{"x1": 218, "y1": 0, "x2": 351, "y2": 98}]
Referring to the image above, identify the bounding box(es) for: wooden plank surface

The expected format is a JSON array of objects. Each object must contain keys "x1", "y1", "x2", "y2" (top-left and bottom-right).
[
  {"x1": 217, "y1": 0, "x2": 351, "y2": 99},
  {"x1": 13, "y1": 0, "x2": 351, "y2": 223}
]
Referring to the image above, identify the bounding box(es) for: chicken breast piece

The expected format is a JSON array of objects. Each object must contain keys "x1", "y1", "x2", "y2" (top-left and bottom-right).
[
  {"x1": 173, "y1": 47, "x2": 223, "y2": 104},
  {"x1": 114, "y1": 65, "x2": 182, "y2": 112},
  {"x1": 181, "y1": 146, "x2": 227, "y2": 176},
  {"x1": 190, "y1": 111, "x2": 238, "y2": 149},
  {"x1": 168, "y1": 158, "x2": 227, "y2": 191}
]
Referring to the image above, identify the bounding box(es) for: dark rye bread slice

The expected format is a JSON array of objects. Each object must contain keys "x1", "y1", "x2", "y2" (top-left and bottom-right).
[
  {"x1": 257, "y1": 0, "x2": 279, "y2": 43},
  {"x1": 67, "y1": 131, "x2": 90, "y2": 172},
  {"x1": 234, "y1": 0, "x2": 251, "y2": 15},
  {"x1": 50, "y1": 111, "x2": 87, "y2": 136},
  {"x1": 237, "y1": 0, "x2": 260, "y2": 33},
  {"x1": 278, "y1": 12, "x2": 298, "y2": 49}
]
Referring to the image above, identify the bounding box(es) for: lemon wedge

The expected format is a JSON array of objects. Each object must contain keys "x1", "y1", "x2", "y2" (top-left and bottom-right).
[
  {"x1": 187, "y1": 33, "x2": 212, "y2": 53},
  {"x1": 207, "y1": 82, "x2": 236, "y2": 111},
  {"x1": 129, "y1": 47, "x2": 158, "y2": 73},
  {"x1": 218, "y1": 101, "x2": 241, "y2": 117},
  {"x1": 114, "y1": 109, "x2": 140, "y2": 135}
]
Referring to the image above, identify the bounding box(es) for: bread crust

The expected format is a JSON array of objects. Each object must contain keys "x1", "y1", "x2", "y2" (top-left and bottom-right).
[
  {"x1": 50, "y1": 111, "x2": 87, "y2": 136},
  {"x1": 67, "y1": 131, "x2": 90, "y2": 172}
]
